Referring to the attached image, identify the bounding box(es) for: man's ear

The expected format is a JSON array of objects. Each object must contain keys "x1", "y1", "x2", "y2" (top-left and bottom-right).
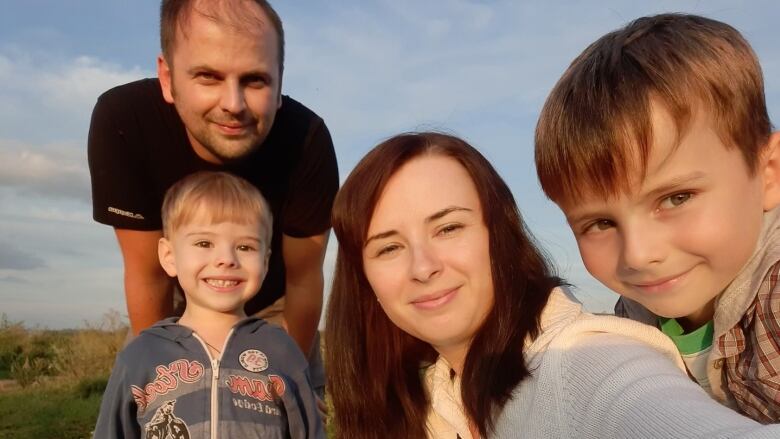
[
  {"x1": 157, "y1": 54, "x2": 175, "y2": 104},
  {"x1": 158, "y1": 237, "x2": 177, "y2": 278},
  {"x1": 761, "y1": 131, "x2": 780, "y2": 211}
]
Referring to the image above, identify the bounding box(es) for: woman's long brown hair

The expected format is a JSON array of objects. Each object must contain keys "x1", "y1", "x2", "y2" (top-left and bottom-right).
[{"x1": 325, "y1": 132, "x2": 559, "y2": 438}]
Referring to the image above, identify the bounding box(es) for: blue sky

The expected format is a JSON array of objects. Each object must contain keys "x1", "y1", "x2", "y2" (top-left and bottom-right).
[{"x1": 1, "y1": 0, "x2": 778, "y2": 328}]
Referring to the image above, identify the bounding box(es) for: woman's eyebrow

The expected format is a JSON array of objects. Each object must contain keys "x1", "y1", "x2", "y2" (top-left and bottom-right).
[
  {"x1": 364, "y1": 206, "x2": 473, "y2": 247},
  {"x1": 426, "y1": 206, "x2": 472, "y2": 223},
  {"x1": 364, "y1": 230, "x2": 398, "y2": 247}
]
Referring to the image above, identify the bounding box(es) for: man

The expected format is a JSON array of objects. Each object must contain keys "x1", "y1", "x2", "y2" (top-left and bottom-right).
[{"x1": 88, "y1": 0, "x2": 337, "y2": 395}]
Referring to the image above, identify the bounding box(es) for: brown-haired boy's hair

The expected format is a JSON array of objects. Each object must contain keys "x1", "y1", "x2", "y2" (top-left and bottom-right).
[
  {"x1": 161, "y1": 171, "x2": 272, "y2": 243},
  {"x1": 160, "y1": 0, "x2": 285, "y2": 74},
  {"x1": 536, "y1": 13, "x2": 772, "y2": 204}
]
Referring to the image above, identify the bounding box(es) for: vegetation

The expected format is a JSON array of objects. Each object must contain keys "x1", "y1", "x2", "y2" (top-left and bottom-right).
[{"x1": 0, "y1": 312, "x2": 125, "y2": 439}]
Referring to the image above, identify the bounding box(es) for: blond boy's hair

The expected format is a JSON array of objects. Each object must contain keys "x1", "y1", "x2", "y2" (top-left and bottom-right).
[
  {"x1": 161, "y1": 171, "x2": 272, "y2": 242},
  {"x1": 536, "y1": 13, "x2": 772, "y2": 204}
]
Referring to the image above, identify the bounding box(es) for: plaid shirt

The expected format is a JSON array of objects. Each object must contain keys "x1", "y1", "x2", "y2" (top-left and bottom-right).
[
  {"x1": 616, "y1": 208, "x2": 780, "y2": 424},
  {"x1": 718, "y1": 261, "x2": 780, "y2": 423}
]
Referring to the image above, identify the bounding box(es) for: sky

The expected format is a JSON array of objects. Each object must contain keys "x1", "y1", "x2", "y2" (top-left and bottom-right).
[{"x1": 0, "y1": 1, "x2": 778, "y2": 329}]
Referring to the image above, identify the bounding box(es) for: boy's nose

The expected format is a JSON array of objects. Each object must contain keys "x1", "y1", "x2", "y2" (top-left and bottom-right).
[
  {"x1": 409, "y1": 243, "x2": 443, "y2": 282},
  {"x1": 214, "y1": 247, "x2": 239, "y2": 268},
  {"x1": 620, "y1": 224, "x2": 667, "y2": 271}
]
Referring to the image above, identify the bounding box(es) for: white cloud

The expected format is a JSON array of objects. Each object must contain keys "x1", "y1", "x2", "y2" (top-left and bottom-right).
[
  {"x1": 38, "y1": 56, "x2": 147, "y2": 112},
  {"x1": 0, "y1": 140, "x2": 90, "y2": 202}
]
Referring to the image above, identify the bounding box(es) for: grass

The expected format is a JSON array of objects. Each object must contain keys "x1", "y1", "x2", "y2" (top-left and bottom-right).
[
  {"x1": 0, "y1": 380, "x2": 103, "y2": 439},
  {"x1": 0, "y1": 312, "x2": 125, "y2": 439}
]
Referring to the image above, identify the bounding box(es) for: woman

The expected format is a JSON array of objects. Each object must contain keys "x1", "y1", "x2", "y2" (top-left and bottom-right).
[{"x1": 325, "y1": 132, "x2": 778, "y2": 438}]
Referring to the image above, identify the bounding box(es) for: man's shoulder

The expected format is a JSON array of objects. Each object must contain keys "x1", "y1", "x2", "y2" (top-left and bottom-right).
[
  {"x1": 98, "y1": 77, "x2": 163, "y2": 105},
  {"x1": 274, "y1": 95, "x2": 325, "y2": 133},
  {"x1": 279, "y1": 95, "x2": 320, "y2": 118}
]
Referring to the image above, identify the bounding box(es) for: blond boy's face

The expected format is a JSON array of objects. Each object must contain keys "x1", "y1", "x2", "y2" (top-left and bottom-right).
[
  {"x1": 158, "y1": 208, "x2": 270, "y2": 319},
  {"x1": 561, "y1": 103, "x2": 770, "y2": 328}
]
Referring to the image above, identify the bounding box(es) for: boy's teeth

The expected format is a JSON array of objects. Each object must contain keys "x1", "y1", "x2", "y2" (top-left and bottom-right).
[{"x1": 206, "y1": 279, "x2": 239, "y2": 287}]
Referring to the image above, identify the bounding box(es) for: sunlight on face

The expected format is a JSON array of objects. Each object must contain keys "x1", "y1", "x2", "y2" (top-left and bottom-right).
[
  {"x1": 362, "y1": 154, "x2": 494, "y2": 371},
  {"x1": 562, "y1": 102, "x2": 767, "y2": 328},
  {"x1": 159, "y1": 208, "x2": 270, "y2": 321},
  {"x1": 158, "y1": 4, "x2": 282, "y2": 164}
]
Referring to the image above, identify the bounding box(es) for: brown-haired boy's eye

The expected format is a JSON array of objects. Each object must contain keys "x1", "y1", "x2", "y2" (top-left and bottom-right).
[{"x1": 660, "y1": 192, "x2": 693, "y2": 209}]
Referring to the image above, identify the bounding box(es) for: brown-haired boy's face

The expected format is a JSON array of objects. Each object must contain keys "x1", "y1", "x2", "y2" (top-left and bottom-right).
[{"x1": 561, "y1": 102, "x2": 769, "y2": 329}]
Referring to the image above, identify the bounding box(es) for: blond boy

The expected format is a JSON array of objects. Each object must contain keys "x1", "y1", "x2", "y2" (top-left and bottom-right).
[
  {"x1": 536, "y1": 13, "x2": 780, "y2": 422},
  {"x1": 94, "y1": 171, "x2": 323, "y2": 438}
]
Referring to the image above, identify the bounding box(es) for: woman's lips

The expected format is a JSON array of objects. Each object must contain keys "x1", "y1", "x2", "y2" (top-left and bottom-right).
[{"x1": 411, "y1": 287, "x2": 459, "y2": 310}]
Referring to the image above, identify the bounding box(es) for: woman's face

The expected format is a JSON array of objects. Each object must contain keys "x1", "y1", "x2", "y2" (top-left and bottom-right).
[{"x1": 363, "y1": 154, "x2": 494, "y2": 370}]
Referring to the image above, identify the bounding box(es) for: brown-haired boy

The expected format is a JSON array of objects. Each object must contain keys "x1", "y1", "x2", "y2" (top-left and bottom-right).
[
  {"x1": 536, "y1": 13, "x2": 780, "y2": 422},
  {"x1": 94, "y1": 171, "x2": 324, "y2": 438}
]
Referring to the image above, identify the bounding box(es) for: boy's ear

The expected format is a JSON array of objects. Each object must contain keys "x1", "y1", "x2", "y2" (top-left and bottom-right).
[
  {"x1": 761, "y1": 132, "x2": 780, "y2": 211},
  {"x1": 158, "y1": 237, "x2": 178, "y2": 278}
]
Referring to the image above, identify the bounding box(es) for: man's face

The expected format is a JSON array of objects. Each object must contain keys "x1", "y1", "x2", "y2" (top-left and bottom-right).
[
  {"x1": 560, "y1": 103, "x2": 770, "y2": 329},
  {"x1": 158, "y1": 6, "x2": 282, "y2": 164}
]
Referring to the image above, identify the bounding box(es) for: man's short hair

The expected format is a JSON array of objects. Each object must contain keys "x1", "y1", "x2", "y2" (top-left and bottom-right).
[
  {"x1": 536, "y1": 13, "x2": 772, "y2": 204},
  {"x1": 160, "y1": 0, "x2": 285, "y2": 74},
  {"x1": 161, "y1": 171, "x2": 272, "y2": 243}
]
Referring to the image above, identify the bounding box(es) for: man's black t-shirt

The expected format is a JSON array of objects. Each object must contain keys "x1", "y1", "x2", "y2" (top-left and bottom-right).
[{"x1": 88, "y1": 78, "x2": 338, "y2": 314}]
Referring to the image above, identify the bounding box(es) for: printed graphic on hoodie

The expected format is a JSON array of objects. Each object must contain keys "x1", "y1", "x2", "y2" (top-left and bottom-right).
[{"x1": 144, "y1": 400, "x2": 190, "y2": 439}]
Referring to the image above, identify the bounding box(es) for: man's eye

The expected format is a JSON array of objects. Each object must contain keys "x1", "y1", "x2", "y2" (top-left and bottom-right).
[
  {"x1": 244, "y1": 75, "x2": 268, "y2": 88},
  {"x1": 660, "y1": 192, "x2": 692, "y2": 209},
  {"x1": 195, "y1": 72, "x2": 218, "y2": 82}
]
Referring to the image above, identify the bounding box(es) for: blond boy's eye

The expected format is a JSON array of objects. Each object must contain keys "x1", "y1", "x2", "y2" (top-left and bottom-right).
[
  {"x1": 237, "y1": 244, "x2": 256, "y2": 252},
  {"x1": 194, "y1": 240, "x2": 212, "y2": 248}
]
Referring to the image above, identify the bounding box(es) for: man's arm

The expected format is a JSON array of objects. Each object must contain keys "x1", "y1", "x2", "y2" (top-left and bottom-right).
[
  {"x1": 282, "y1": 231, "x2": 329, "y2": 355},
  {"x1": 115, "y1": 229, "x2": 174, "y2": 335}
]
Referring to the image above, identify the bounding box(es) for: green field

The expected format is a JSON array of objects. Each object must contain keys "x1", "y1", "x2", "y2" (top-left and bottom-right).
[
  {"x1": 0, "y1": 382, "x2": 103, "y2": 438},
  {"x1": 0, "y1": 313, "x2": 124, "y2": 439}
]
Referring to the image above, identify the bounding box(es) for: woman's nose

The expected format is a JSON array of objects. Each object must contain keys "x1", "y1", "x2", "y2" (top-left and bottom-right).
[{"x1": 409, "y1": 243, "x2": 443, "y2": 282}]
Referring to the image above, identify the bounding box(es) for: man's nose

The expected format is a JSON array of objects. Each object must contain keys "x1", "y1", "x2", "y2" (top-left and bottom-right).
[{"x1": 220, "y1": 80, "x2": 246, "y2": 115}]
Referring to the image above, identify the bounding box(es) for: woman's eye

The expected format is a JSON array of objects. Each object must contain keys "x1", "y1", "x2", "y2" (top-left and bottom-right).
[
  {"x1": 660, "y1": 192, "x2": 692, "y2": 209},
  {"x1": 437, "y1": 223, "x2": 463, "y2": 236},
  {"x1": 376, "y1": 244, "x2": 400, "y2": 257}
]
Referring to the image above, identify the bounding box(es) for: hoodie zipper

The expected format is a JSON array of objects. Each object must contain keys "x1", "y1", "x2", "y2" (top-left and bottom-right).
[{"x1": 192, "y1": 328, "x2": 236, "y2": 439}]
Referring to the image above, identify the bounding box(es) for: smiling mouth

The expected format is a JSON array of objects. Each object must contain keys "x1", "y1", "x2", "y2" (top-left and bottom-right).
[
  {"x1": 411, "y1": 287, "x2": 459, "y2": 310},
  {"x1": 205, "y1": 278, "x2": 240, "y2": 288},
  {"x1": 628, "y1": 268, "x2": 693, "y2": 294}
]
